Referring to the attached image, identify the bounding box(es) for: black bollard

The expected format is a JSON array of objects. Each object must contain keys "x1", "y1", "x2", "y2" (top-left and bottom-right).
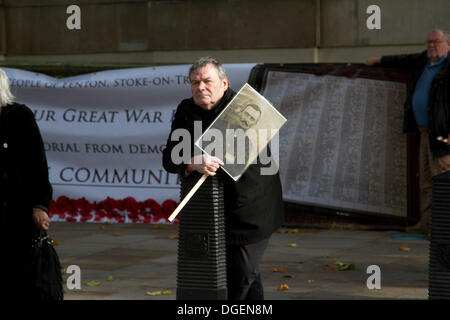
[
  {"x1": 429, "y1": 171, "x2": 450, "y2": 300},
  {"x1": 176, "y1": 172, "x2": 227, "y2": 300}
]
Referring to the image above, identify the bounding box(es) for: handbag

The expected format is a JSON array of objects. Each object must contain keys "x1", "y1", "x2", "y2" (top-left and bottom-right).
[{"x1": 27, "y1": 228, "x2": 64, "y2": 300}]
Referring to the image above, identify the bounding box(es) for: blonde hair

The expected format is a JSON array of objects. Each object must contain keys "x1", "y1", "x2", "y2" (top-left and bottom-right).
[{"x1": 0, "y1": 68, "x2": 15, "y2": 107}]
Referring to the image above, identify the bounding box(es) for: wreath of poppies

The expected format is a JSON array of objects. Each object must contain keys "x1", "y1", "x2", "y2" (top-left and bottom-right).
[{"x1": 49, "y1": 196, "x2": 179, "y2": 224}]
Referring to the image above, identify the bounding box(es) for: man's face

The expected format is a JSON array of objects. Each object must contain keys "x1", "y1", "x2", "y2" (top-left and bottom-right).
[
  {"x1": 427, "y1": 31, "x2": 449, "y2": 63},
  {"x1": 228, "y1": 104, "x2": 261, "y2": 130},
  {"x1": 190, "y1": 64, "x2": 228, "y2": 110},
  {"x1": 239, "y1": 104, "x2": 261, "y2": 129}
]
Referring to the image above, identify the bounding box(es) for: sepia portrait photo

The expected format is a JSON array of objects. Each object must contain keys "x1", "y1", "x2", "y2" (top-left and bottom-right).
[{"x1": 195, "y1": 83, "x2": 287, "y2": 181}]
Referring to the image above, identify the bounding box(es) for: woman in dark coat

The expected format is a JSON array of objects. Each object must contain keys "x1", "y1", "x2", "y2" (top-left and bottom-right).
[{"x1": 0, "y1": 68, "x2": 54, "y2": 300}]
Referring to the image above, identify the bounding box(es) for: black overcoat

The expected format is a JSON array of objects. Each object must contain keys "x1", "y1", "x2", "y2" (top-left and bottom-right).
[
  {"x1": 162, "y1": 89, "x2": 284, "y2": 245},
  {"x1": 0, "y1": 103, "x2": 53, "y2": 296}
]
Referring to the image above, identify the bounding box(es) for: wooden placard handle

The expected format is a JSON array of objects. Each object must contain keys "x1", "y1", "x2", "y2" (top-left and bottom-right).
[{"x1": 167, "y1": 173, "x2": 208, "y2": 222}]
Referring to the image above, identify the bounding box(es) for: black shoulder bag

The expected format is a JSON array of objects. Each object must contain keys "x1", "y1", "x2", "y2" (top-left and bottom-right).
[{"x1": 28, "y1": 228, "x2": 64, "y2": 300}]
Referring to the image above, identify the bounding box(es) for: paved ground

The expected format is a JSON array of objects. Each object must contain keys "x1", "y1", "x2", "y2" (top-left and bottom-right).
[{"x1": 49, "y1": 222, "x2": 429, "y2": 300}]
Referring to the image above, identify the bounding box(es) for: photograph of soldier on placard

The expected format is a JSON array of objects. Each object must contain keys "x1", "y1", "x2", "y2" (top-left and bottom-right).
[{"x1": 195, "y1": 83, "x2": 287, "y2": 181}]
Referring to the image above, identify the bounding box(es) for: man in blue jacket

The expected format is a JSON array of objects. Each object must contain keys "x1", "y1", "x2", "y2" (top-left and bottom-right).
[{"x1": 366, "y1": 29, "x2": 450, "y2": 234}]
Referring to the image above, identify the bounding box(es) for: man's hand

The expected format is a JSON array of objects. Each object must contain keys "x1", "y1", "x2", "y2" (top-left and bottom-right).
[
  {"x1": 187, "y1": 154, "x2": 224, "y2": 176},
  {"x1": 437, "y1": 134, "x2": 450, "y2": 145},
  {"x1": 32, "y1": 207, "x2": 50, "y2": 230},
  {"x1": 365, "y1": 57, "x2": 381, "y2": 66}
]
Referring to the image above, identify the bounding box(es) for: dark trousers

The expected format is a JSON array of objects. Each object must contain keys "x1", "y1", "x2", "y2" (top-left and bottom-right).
[{"x1": 226, "y1": 237, "x2": 270, "y2": 300}]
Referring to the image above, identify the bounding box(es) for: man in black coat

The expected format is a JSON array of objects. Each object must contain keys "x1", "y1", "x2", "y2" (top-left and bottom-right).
[
  {"x1": 366, "y1": 29, "x2": 450, "y2": 234},
  {"x1": 162, "y1": 57, "x2": 284, "y2": 300}
]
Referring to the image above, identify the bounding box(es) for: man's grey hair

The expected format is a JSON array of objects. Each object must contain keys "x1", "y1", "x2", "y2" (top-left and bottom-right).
[
  {"x1": 430, "y1": 28, "x2": 450, "y2": 42},
  {"x1": 189, "y1": 56, "x2": 228, "y2": 81},
  {"x1": 0, "y1": 68, "x2": 15, "y2": 107}
]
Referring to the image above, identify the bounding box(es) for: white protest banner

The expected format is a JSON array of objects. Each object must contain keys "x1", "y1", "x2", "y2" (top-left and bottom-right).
[{"x1": 4, "y1": 64, "x2": 256, "y2": 223}]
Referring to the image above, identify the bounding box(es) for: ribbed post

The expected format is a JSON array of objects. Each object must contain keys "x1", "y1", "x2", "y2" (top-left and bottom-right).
[
  {"x1": 176, "y1": 172, "x2": 227, "y2": 300},
  {"x1": 429, "y1": 171, "x2": 450, "y2": 300}
]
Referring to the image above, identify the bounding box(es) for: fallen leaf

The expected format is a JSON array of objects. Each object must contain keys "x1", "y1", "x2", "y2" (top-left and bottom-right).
[
  {"x1": 146, "y1": 289, "x2": 172, "y2": 296},
  {"x1": 307, "y1": 280, "x2": 314, "y2": 284},
  {"x1": 168, "y1": 234, "x2": 179, "y2": 239},
  {"x1": 153, "y1": 223, "x2": 163, "y2": 229},
  {"x1": 86, "y1": 281, "x2": 101, "y2": 286},
  {"x1": 335, "y1": 261, "x2": 355, "y2": 271},
  {"x1": 277, "y1": 284, "x2": 289, "y2": 291},
  {"x1": 112, "y1": 233, "x2": 124, "y2": 237},
  {"x1": 288, "y1": 243, "x2": 297, "y2": 248},
  {"x1": 324, "y1": 264, "x2": 341, "y2": 271},
  {"x1": 324, "y1": 261, "x2": 355, "y2": 271},
  {"x1": 278, "y1": 228, "x2": 318, "y2": 234},
  {"x1": 99, "y1": 226, "x2": 106, "y2": 230},
  {"x1": 323, "y1": 254, "x2": 330, "y2": 258},
  {"x1": 106, "y1": 276, "x2": 114, "y2": 282},
  {"x1": 283, "y1": 274, "x2": 296, "y2": 279},
  {"x1": 272, "y1": 266, "x2": 289, "y2": 273},
  {"x1": 399, "y1": 246, "x2": 411, "y2": 252}
]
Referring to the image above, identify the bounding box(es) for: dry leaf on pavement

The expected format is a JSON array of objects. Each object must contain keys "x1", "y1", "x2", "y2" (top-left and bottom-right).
[
  {"x1": 324, "y1": 264, "x2": 341, "y2": 271},
  {"x1": 146, "y1": 290, "x2": 172, "y2": 296},
  {"x1": 272, "y1": 267, "x2": 289, "y2": 273},
  {"x1": 277, "y1": 284, "x2": 289, "y2": 291},
  {"x1": 278, "y1": 228, "x2": 300, "y2": 234},
  {"x1": 334, "y1": 261, "x2": 355, "y2": 270},
  {"x1": 324, "y1": 261, "x2": 355, "y2": 271}
]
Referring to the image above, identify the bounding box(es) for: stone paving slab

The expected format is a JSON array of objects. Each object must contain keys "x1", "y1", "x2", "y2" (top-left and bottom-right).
[{"x1": 48, "y1": 222, "x2": 429, "y2": 300}]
